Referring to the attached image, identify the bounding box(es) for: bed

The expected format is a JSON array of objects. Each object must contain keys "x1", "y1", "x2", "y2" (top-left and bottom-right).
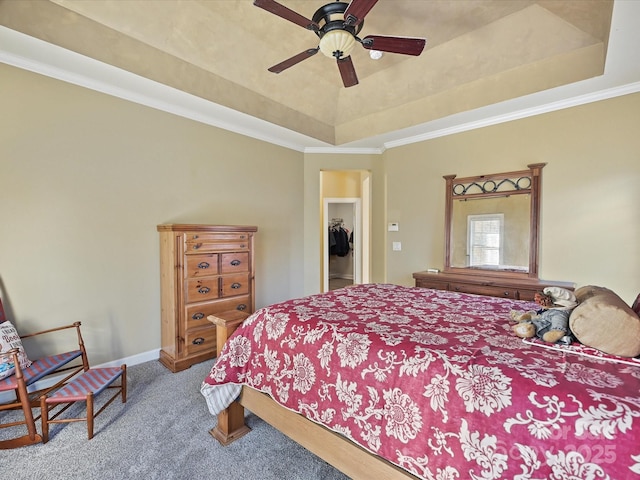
[{"x1": 201, "y1": 283, "x2": 640, "y2": 479}]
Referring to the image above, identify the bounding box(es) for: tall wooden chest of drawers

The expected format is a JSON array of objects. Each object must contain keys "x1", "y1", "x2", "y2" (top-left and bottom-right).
[{"x1": 157, "y1": 224, "x2": 257, "y2": 372}]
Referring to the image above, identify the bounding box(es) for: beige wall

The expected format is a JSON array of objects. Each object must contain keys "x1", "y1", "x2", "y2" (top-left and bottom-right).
[
  {"x1": 321, "y1": 170, "x2": 362, "y2": 198},
  {"x1": 384, "y1": 92, "x2": 640, "y2": 303},
  {"x1": 0, "y1": 64, "x2": 305, "y2": 364},
  {"x1": 2, "y1": 63, "x2": 639, "y2": 366}
]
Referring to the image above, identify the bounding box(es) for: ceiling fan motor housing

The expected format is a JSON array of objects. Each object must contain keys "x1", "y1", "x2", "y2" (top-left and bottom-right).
[{"x1": 313, "y1": 2, "x2": 363, "y2": 58}]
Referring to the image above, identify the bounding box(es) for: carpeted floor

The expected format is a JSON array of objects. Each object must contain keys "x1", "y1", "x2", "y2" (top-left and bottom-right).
[
  {"x1": 0, "y1": 360, "x2": 349, "y2": 480},
  {"x1": 329, "y1": 278, "x2": 353, "y2": 290}
]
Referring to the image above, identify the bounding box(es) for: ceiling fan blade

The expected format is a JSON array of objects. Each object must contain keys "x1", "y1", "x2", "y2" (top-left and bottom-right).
[
  {"x1": 361, "y1": 35, "x2": 426, "y2": 56},
  {"x1": 268, "y1": 48, "x2": 320, "y2": 74},
  {"x1": 343, "y1": 0, "x2": 379, "y2": 27},
  {"x1": 337, "y1": 56, "x2": 359, "y2": 88},
  {"x1": 253, "y1": 0, "x2": 319, "y2": 31}
]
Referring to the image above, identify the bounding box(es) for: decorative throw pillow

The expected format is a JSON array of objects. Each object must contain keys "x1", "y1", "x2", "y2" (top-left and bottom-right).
[
  {"x1": 0, "y1": 321, "x2": 32, "y2": 379},
  {"x1": 569, "y1": 286, "x2": 640, "y2": 357},
  {"x1": 632, "y1": 293, "x2": 640, "y2": 317}
]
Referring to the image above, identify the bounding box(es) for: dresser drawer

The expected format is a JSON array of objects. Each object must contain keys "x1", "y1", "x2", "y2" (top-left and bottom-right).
[
  {"x1": 185, "y1": 232, "x2": 251, "y2": 243},
  {"x1": 220, "y1": 252, "x2": 249, "y2": 274},
  {"x1": 516, "y1": 288, "x2": 540, "y2": 302},
  {"x1": 186, "y1": 278, "x2": 220, "y2": 303},
  {"x1": 221, "y1": 274, "x2": 250, "y2": 297},
  {"x1": 415, "y1": 279, "x2": 449, "y2": 291},
  {"x1": 183, "y1": 325, "x2": 216, "y2": 357},
  {"x1": 185, "y1": 253, "x2": 219, "y2": 278},
  {"x1": 450, "y1": 283, "x2": 517, "y2": 299},
  {"x1": 185, "y1": 295, "x2": 251, "y2": 329},
  {"x1": 184, "y1": 233, "x2": 251, "y2": 253}
]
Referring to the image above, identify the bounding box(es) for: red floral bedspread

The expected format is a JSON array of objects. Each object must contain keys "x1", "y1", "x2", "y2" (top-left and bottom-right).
[{"x1": 201, "y1": 283, "x2": 640, "y2": 479}]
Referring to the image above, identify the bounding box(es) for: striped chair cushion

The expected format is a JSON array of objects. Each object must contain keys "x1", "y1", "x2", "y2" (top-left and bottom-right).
[
  {"x1": 0, "y1": 350, "x2": 83, "y2": 392},
  {"x1": 46, "y1": 368, "x2": 123, "y2": 402}
]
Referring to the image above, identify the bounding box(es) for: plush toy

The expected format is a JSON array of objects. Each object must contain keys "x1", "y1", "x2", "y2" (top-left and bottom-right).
[{"x1": 511, "y1": 287, "x2": 578, "y2": 343}]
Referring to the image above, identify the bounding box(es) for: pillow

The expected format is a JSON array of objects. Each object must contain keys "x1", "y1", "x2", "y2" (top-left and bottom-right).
[
  {"x1": 569, "y1": 285, "x2": 640, "y2": 357},
  {"x1": 632, "y1": 293, "x2": 640, "y2": 317},
  {"x1": 542, "y1": 286, "x2": 577, "y2": 309},
  {"x1": 0, "y1": 297, "x2": 6, "y2": 324},
  {"x1": 0, "y1": 321, "x2": 32, "y2": 379}
]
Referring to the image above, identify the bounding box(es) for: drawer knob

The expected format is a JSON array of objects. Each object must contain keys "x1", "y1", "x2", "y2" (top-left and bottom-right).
[
  {"x1": 237, "y1": 304, "x2": 247, "y2": 311},
  {"x1": 503, "y1": 291, "x2": 511, "y2": 297},
  {"x1": 193, "y1": 243, "x2": 202, "y2": 250},
  {"x1": 240, "y1": 235, "x2": 246, "y2": 239},
  {"x1": 231, "y1": 282, "x2": 242, "y2": 289},
  {"x1": 230, "y1": 259, "x2": 241, "y2": 266},
  {"x1": 192, "y1": 337, "x2": 205, "y2": 345},
  {"x1": 198, "y1": 286, "x2": 211, "y2": 294},
  {"x1": 197, "y1": 262, "x2": 210, "y2": 269},
  {"x1": 240, "y1": 244, "x2": 246, "y2": 248},
  {"x1": 192, "y1": 235, "x2": 199, "y2": 239},
  {"x1": 192, "y1": 312, "x2": 204, "y2": 320},
  {"x1": 454, "y1": 286, "x2": 460, "y2": 291}
]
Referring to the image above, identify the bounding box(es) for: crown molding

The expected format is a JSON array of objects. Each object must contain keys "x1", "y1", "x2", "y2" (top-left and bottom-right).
[{"x1": 2, "y1": 0, "x2": 639, "y2": 155}]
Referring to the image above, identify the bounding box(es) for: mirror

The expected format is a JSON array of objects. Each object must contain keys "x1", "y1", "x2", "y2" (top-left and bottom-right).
[{"x1": 444, "y1": 163, "x2": 545, "y2": 278}]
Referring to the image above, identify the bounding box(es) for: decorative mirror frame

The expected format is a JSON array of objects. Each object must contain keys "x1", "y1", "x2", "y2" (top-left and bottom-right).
[{"x1": 443, "y1": 163, "x2": 546, "y2": 279}]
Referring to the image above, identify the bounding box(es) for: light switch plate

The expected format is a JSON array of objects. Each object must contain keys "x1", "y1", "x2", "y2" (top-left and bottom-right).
[
  {"x1": 388, "y1": 222, "x2": 399, "y2": 232},
  {"x1": 392, "y1": 242, "x2": 402, "y2": 251}
]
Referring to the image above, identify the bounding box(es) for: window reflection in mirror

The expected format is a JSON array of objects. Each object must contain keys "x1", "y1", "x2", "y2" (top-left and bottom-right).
[{"x1": 452, "y1": 197, "x2": 530, "y2": 271}]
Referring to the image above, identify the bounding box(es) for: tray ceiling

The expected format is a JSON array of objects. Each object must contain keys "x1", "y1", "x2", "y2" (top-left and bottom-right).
[{"x1": 0, "y1": 0, "x2": 619, "y2": 147}]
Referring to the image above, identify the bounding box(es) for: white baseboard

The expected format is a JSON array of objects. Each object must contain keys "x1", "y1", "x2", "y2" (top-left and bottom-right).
[{"x1": 92, "y1": 348, "x2": 160, "y2": 369}]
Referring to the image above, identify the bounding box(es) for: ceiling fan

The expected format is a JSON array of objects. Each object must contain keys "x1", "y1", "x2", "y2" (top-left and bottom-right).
[{"x1": 254, "y1": 0, "x2": 427, "y2": 87}]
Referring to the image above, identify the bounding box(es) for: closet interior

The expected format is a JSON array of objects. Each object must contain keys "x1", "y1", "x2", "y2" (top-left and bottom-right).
[{"x1": 328, "y1": 204, "x2": 355, "y2": 290}]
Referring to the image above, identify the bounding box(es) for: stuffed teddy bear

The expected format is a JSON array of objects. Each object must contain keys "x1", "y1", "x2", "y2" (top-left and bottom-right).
[{"x1": 511, "y1": 287, "x2": 578, "y2": 344}]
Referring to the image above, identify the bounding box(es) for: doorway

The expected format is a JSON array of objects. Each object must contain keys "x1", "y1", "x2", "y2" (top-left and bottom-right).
[{"x1": 321, "y1": 170, "x2": 371, "y2": 292}]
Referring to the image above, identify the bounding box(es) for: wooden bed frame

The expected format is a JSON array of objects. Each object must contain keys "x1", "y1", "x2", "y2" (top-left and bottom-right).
[{"x1": 208, "y1": 313, "x2": 417, "y2": 480}]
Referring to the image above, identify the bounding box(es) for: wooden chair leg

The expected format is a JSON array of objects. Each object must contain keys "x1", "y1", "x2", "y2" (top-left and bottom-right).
[
  {"x1": 87, "y1": 392, "x2": 94, "y2": 440},
  {"x1": 121, "y1": 364, "x2": 127, "y2": 403},
  {"x1": 0, "y1": 360, "x2": 43, "y2": 448},
  {"x1": 40, "y1": 395, "x2": 49, "y2": 444},
  {"x1": 15, "y1": 373, "x2": 39, "y2": 443}
]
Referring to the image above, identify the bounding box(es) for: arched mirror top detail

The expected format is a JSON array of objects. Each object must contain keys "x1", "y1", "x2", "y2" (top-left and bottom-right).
[{"x1": 444, "y1": 163, "x2": 546, "y2": 279}]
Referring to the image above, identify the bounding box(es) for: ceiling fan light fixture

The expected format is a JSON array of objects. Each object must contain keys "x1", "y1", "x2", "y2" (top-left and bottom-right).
[
  {"x1": 369, "y1": 49, "x2": 383, "y2": 60},
  {"x1": 319, "y1": 29, "x2": 356, "y2": 58}
]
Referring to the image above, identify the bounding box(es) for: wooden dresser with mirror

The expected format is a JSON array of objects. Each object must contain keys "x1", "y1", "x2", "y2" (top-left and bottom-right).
[{"x1": 413, "y1": 163, "x2": 573, "y2": 301}]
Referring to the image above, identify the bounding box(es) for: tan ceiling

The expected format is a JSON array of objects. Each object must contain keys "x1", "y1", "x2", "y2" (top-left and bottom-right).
[{"x1": 0, "y1": 0, "x2": 613, "y2": 145}]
